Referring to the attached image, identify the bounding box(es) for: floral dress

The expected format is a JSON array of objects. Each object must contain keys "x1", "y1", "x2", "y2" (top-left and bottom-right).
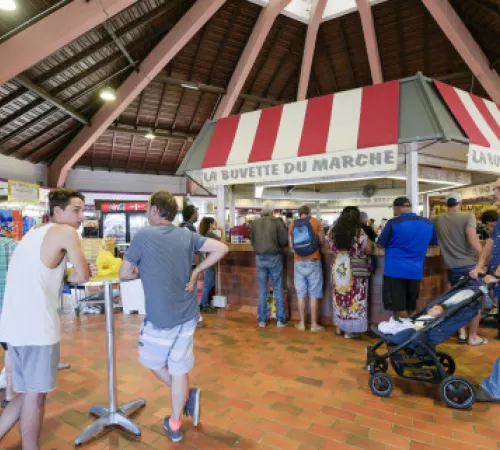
[{"x1": 328, "y1": 230, "x2": 368, "y2": 333}]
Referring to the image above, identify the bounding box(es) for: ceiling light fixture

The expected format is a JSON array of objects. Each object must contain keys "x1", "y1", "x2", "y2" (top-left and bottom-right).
[
  {"x1": 180, "y1": 83, "x2": 199, "y2": 91},
  {"x1": 145, "y1": 129, "x2": 156, "y2": 140},
  {"x1": 99, "y1": 87, "x2": 116, "y2": 102},
  {"x1": 0, "y1": 0, "x2": 16, "y2": 11}
]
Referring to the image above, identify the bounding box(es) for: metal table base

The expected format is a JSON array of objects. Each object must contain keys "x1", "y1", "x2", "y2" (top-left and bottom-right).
[{"x1": 75, "y1": 279, "x2": 145, "y2": 447}]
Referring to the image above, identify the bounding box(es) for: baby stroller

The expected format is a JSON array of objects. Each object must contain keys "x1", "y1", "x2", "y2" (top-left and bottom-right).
[{"x1": 366, "y1": 276, "x2": 488, "y2": 409}]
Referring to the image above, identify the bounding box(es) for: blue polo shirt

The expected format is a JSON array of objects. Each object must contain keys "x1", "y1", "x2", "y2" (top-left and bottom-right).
[
  {"x1": 489, "y1": 219, "x2": 500, "y2": 297},
  {"x1": 377, "y1": 213, "x2": 438, "y2": 280}
]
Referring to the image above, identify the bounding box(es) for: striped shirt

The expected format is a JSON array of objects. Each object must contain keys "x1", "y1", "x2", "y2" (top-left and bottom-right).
[{"x1": 0, "y1": 235, "x2": 18, "y2": 313}]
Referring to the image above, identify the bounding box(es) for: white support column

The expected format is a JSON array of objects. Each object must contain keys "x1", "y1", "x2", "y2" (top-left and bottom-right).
[
  {"x1": 406, "y1": 146, "x2": 419, "y2": 214},
  {"x1": 216, "y1": 185, "x2": 227, "y2": 233},
  {"x1": 315, "y1": 202, "x2": 322, "y2": 220},
  {"x1": 423, "y1": 194, "x2": 430, "y2": 218},
  {"x1": 228, "y1": 186, "x2": 236, "y2": 228}
]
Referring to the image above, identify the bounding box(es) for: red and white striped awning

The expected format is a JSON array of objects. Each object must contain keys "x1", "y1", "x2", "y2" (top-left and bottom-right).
[
  {"x1": 194, "y1": 81, "x2": 400, "y2": 185},
  {"x1": 434, "y1": 80, "x2": 500, "y2": 172}
]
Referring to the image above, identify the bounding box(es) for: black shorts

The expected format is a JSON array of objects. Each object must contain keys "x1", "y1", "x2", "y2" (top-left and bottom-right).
[
  {"x1": 383, "y1": 276, "x2": 420, "y2": 312},
  {"x1": 1, "y1": 342, "x2": 7, "y2": 351}
]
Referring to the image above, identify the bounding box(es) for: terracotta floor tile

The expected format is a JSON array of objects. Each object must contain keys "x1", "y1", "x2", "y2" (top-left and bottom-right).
[{"x1": 0, "y1": 313, "x2": 497, "y2": 449}]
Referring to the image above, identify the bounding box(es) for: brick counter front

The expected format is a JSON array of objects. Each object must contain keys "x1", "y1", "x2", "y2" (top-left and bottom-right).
[{"x1": 219, "y1": 245, "x2": 447, "y2": 325}]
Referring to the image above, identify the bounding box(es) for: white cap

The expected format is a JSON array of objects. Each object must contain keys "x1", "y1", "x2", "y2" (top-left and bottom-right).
[{"x1": 446, "y1": 193, "x2": 462, "y2": 207}]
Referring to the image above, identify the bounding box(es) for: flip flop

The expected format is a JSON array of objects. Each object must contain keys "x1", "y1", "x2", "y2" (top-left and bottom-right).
[
  {"x1": 457, "y1": 337, "x2": 467, "y2": 344},
  {"x1": 468, "y1": 338, "x2": 489, "y2": 346}
]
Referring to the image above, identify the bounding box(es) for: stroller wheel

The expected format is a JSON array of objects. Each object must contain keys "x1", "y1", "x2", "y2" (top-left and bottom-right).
[
  {"x1": 436, "y1": 352, "x2": 455, "y2": 376},
  {"x1": 369, "y1": 373, "x2": 394, "y2": 397},
  {"x1": 440, "y1": 376, "x2": 476, "y2": 409}
]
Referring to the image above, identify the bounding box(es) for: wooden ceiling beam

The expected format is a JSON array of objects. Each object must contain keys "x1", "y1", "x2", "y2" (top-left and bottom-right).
[
  {"x1": 187, "y1": 2, "x2": 243, "y2": 131},
  {"x1": 48, "y1": 0, "x2": 226, "y2": 187},
  {"x1": 25, "y1": 125, "x2": 81, "y2": 161},
  {"x1": 213, "y1": 0, "x2": 292, "y2": 120},
  {"x1": 297, "y1": 0, "x2": 327, "y2": 100},
  {"x1": 106, "y1": 125, "x2": 196, "y2": 140},
  {"x1": 0, "y1": 0, "x2": 138, "y2": 83},
  {"x1": 355, "y1": 0, "x2": 383, "y2": 84},
  {"x1": 337, "y1": 18, "x2": 357, "y2": 87},
  {"x1": 422, "y1": 0, "x2": 500, "y2": 102},
  {"x1": 15, "y1": 74, "x2": 90, "y2": 125},
  {"x1": 157, "y1": 75, "x2": 284, "y2": 106}
]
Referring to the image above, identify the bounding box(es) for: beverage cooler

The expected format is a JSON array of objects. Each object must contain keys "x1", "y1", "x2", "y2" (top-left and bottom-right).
[{"x1": 99, "y1": 202, "x2": 149, "y2": 243}]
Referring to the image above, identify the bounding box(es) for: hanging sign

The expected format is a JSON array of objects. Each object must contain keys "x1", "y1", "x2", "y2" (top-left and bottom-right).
[
  {"x1": 467, "y1": 145, "x2": 500, "y2": 174},
  {"x1": 199, "y1": 146, "x2": 398, "y2": 187},
  {"x1": 8, "y1": 180, "x2": 40, "y2": 204},
  {"x1": 100, "y1": 202, "x2": 148, "y2": 212}
]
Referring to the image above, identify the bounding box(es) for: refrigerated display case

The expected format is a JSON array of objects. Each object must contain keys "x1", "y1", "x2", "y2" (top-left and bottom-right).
[
  {"x1": 129, "y1": 212, "x2": 149, "y2": 241},
  {"x1": 102, "y1": 213, "x2": 126, "y2": 243}
]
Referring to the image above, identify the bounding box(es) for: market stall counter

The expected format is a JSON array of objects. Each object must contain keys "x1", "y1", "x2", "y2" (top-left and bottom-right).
[{"x1": 221, "y1": 244, "x2": 447, "y2": 325}]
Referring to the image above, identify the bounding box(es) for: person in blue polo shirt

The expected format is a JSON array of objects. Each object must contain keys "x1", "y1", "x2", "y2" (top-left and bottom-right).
[{"x1": 377, "y1": 197, "x2": 438, "y2": 319}]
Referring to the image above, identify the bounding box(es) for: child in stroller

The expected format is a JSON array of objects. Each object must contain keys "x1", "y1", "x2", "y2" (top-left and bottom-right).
[{"x1": 366, "y1": 276, "x2": 488, "y2": 409}]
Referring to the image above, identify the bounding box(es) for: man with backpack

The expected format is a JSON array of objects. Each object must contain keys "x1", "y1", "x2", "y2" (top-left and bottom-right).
[
  {"x1": 250, "y1": 202, "x2": 289, "y2": 328},
  {"x1": 289, "y1": 205, "x2": 325, "y2": 332}
]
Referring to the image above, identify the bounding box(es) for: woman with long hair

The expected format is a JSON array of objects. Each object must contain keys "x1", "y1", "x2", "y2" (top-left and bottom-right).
[
  {"x1": 198, "y1": 217, "x2": 221, "y2": 313},
  {"x1": 327, "y1": 206, "x2": 374, "y2": 338}
]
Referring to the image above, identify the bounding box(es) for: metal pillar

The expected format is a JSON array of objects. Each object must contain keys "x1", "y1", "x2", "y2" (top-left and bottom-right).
[
  {"x1": 216, "y1": 185, "x2": 226, "y2": 234},
  {"x1": 406, "y1": 146, "x2": 419, "y2": 214},
  {"x1": 228, "y1": 187, "x2": 235, "y2": 228},
  {"x1": 74, "y1": 281, "x2": 145, "y2": 446},
  {"x1": 315, "y1": 202, "x2": 322, "y2": 220}
]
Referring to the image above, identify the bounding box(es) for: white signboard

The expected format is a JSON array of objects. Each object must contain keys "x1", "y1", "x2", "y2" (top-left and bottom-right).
[
  {"x1": 329, "y1": 197, "x2": 396, "y2": 208},
  {"x1": 200, "y1": 146, "x2": 398, "y2": 187},
  {"x1": 467, "y1": 145, "x2": 500, "y2": 174},
  {"x1": 8, "y1": 180, "x2": 40, "y2": 204}
]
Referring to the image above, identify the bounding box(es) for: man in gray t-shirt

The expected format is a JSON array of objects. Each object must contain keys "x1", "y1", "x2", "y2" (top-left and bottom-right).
[
  {"x1": 433, "y1": 193, "x2": 485, "y2": 346},
  {"x1": 120, "y1": 191, "x2": 227, "y2": 443}
]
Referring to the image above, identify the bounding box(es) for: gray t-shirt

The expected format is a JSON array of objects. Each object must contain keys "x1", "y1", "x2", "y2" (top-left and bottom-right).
[
  {"x1": 433, "y1": 212, "x2": 477, "y2": 269},
  {"x1": 125, "y1": 225, "x2": 206, "y2": 329}
]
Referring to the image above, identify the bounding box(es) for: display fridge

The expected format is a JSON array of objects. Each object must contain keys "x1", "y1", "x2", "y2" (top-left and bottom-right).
[{"x1": 99, "y1": 202, "x2": 149, "y2": 243}]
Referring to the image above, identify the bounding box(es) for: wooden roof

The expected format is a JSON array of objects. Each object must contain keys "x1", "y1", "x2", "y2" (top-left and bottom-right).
[{"x1": 0, "y1": 0, "x2": 498, "y2": 175}]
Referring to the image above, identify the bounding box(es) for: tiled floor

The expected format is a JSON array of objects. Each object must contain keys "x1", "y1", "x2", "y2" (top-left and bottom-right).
[{"x1": 1, "y1": 310, "x2": 500, "y2": 449}]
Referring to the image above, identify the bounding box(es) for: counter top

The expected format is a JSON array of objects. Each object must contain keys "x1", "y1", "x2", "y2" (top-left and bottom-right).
[{"x1": 225, "y1": 243, "x2": 441, "y2": 257}]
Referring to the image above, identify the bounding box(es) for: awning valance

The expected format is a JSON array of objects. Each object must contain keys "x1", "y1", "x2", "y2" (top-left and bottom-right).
[
  {"x1": 177, "y1": 75, "x2": 500, "y2": 186},
  {"x1": 434, "y1": 80, "x2": 500, "y2": 172}
]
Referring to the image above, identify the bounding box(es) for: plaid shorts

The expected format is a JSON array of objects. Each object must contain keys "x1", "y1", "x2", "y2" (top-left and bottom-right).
[{"x1": 138, "y1": 318, "x2": 197, "y2": 375}]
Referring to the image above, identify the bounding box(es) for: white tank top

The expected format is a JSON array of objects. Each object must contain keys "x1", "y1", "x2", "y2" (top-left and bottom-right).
[{"x1": 0, "y1": 224, "x2": 67, "y2": 346}]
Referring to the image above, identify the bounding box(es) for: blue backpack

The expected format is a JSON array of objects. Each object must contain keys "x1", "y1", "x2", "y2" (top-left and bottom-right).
[{"x1": 292, "y1": 217, "x2": 319, "y2": 257}]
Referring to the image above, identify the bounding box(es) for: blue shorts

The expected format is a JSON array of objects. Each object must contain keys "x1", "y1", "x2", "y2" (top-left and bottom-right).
[
  {"x1": 448, "y1": 265, "x2": 482, "y2": 288},
  {"x1": 294, "y1": 260, "x2": 323, "y2": 298}
]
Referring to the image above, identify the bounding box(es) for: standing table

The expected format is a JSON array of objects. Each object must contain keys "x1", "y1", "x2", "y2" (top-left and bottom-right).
[{"x1": 73, "y1": 276, "x2": 146, "y2": 446}]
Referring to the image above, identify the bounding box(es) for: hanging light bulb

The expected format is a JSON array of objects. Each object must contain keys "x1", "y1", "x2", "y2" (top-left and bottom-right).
[
  {"x1": 99, "y1": 87, "x2": 116, "y2": 102},
  {"x1": 0, "y1": 0, "x2": 16, "y2": 11},
  {"x1": 145, "y1": 129, "x2": 156, "y2": 140}
]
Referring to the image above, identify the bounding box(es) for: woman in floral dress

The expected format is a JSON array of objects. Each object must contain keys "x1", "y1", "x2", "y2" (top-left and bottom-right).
[{"x1": 328, "y1": 207, "x2": 374, "y2": 338}]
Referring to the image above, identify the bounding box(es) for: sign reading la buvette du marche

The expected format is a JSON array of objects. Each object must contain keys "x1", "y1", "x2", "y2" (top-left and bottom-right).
[
  {"x1": 467, "y1": 145, "x2": 500, "y2": 174},
  {"x1": 201, "y1": 146, "x2": 398, "y2": 186}
]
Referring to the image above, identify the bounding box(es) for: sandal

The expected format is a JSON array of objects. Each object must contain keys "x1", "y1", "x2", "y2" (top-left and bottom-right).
[
  {"x1": 295, "y1": 323, "x2": 306, "y2": 331},
  {"x1": 457, "y1": 336, "x2": 467, "y2": 344},
  {"x1": 311, "y1": 325, "x2": 324, "y2": 333},
  {"x1": 468, "y1": 337, "x2": 489, "y2": 346}
]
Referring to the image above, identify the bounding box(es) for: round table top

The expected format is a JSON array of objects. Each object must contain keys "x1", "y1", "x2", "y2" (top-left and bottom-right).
[{"x1": 71, "y1": 275, "x2": 121, "y2": 286}]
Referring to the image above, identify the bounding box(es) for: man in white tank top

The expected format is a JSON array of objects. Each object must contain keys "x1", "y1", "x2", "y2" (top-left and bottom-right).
[{"x1": 0, "y1": 189, "x2": 91, "y2": 450}]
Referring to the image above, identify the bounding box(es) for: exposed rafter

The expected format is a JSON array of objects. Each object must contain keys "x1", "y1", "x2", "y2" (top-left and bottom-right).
[
  {"x1": 15, "y1": 75, "x2": 90, "y2": 125},
  {"x1": 297, "y1": 0, "x2": 327, "y2": 100},
  {"x1": 213, "y1": 0, "x2": 292, "y2": 119},
  {"x1": 422, "y1": 0, "x2": 500, "y2": 102},
  {"x1": 102, "y1": 22, "x2": 139, "y2": 73},
  {"x1": 106, "y1": 126, "x2": 196, "y2": 140},
  {"x1": 355, "y1": 0, "x2": 383, "y2": 84},
  {"x1": 0, "y1": 0, "x2": 138, "y2": 83},
  {"x1": 48, "y1": 0, "x2": 227, "y2": 187}
]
